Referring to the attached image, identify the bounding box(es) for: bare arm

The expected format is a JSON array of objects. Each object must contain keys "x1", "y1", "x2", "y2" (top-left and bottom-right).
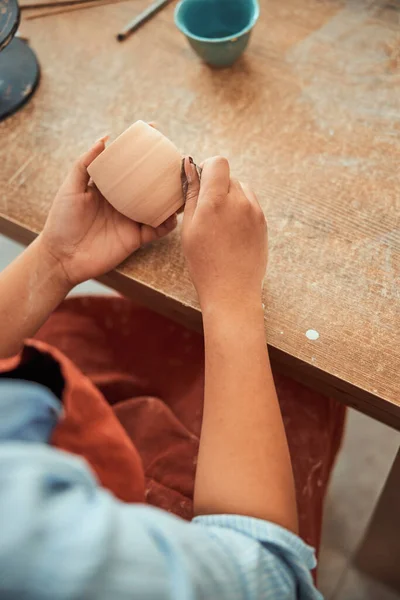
[
  {"x1": 0, "y1": 139, "x2": 176, "y2": 359},
  {"x1": 199, "y1": 303, "x2": 298, "y2": 532},
  {"x1": 182, "y1": 157, "x2": 298, "y2": 533},
  {"x1": 0, "y1": 238, "x2": 70, "y2": 358}
]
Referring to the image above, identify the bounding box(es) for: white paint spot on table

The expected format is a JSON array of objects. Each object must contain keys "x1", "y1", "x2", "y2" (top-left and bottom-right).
[{"x1": 306, "y1": 329, "x2": 320, "y2": 341}]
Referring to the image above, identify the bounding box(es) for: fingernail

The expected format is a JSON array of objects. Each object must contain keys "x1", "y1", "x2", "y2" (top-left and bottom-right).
[
  {"x1": 188, "y1": 156, "x2": 198, "y2": 182},
  {"x1": 95, "y1": 134, "x2": 110, "y2": 145},
  {"x1": 191, "y1": 160, "x2": 198, "y2": 181},
  {"x1": 184, "y1": 156, "x2": 192, "y2": 184}
]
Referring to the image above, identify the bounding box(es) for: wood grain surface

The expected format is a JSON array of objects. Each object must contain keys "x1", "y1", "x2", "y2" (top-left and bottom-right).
[{"x1": 1, "y1": 0, "x2": 399, "y2": 427}]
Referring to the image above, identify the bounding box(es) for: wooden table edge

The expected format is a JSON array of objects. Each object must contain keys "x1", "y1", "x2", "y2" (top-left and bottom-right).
[{"x1": 1, "y1": 213, "x2": 399, "y2": 431}]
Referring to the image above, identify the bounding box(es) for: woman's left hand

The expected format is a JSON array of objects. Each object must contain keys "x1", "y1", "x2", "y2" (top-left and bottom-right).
[{"x1": 40, "y1": 138, "x2": 177, "y2": 287}]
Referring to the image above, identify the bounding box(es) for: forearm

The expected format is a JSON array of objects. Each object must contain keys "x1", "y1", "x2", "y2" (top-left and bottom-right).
[
  {"x1": 0, "y1": 235, "x2": 71, "y2": 358},
  {"x1": 194, "y1": 300, "x2": 298, "y2": 534}
]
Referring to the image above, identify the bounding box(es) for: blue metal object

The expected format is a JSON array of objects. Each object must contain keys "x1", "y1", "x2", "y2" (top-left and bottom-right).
[
  {"x1": 174, "y1": 0, "x2": 259, "y2": 68},
  {"x1": 0, "y1": 0, "x2": 40, "y2": 121}
]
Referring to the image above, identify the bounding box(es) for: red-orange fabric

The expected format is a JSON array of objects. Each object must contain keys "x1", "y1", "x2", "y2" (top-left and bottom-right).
[
  {"x1": 0, "y1": 339, "x2": 145, "y2": 503},
  {"x1": 0, "y1": 296, "x2": 345, "y2": 555}
]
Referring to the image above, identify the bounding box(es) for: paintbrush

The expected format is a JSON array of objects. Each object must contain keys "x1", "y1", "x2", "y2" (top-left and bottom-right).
[
  {"x1": 20, "y1": 0, "x2": 102, "y2": 10},
  {"x1": 116, "y1": 0, "x2": 171, "y2": 42},
  {"x1": 25, "y1": 0, "x2": 130, "y2": 19}
]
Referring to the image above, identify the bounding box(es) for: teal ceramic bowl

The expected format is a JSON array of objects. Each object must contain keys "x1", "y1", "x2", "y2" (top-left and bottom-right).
[{"x1": 174, "y1": 0, "x2": 260, "y2": 68}]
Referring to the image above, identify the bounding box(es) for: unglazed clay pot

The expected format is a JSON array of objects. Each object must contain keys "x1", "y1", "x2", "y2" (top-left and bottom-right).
[{"x1": 87, "y1": 120, "x2": 184, "y2": 228}]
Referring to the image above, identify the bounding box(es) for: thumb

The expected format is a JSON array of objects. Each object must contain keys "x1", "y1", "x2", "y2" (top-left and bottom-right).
[
  {"x1": 183, "y1": 156, "x2": 200, "y2": 226},
  {"x1": 61, "y1": 136, "x2": 109, "y2": 195}
]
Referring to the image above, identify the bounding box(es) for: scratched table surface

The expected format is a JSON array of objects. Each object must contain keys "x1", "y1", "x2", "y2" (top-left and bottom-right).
[{"x1": 1, "y1": 0, "x2": 399, "y2": 427}]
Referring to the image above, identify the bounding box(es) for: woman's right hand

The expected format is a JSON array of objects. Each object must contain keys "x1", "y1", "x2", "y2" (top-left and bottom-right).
[
  {"x1": 184, "y1": 158, "x2": 298, "y2": 532},
  {"x1": 182, "y1": 156, "x2": 268, "y2": 313}
]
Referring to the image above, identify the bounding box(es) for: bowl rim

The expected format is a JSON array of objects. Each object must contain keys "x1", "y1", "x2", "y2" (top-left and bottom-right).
[{"x1": 174, "y1": 0, "x2": 260, "y2": 43}]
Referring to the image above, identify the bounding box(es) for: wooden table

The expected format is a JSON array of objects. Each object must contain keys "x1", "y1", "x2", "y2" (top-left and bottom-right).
[
  {"x1": 1, "y1": 0, "x2": 400, "y2": 587},
  {"x1": 2, "y1": 0, "x2": 399, "y2": 428}
]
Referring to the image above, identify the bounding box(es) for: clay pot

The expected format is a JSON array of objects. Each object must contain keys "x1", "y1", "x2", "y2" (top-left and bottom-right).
[{"x1": 88, "y1": 120, "x2": 184, "y2": 228}]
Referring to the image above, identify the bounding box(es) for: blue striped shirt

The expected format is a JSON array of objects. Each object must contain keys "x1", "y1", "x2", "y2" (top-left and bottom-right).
[{"x1": 0, "y1": 380, "x2": 322, "y2": 599}]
